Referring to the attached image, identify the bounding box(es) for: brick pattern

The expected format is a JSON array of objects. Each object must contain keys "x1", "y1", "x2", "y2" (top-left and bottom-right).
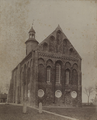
[{"x1": 8, "y1": 26, "x2": 82, "y2": 107}]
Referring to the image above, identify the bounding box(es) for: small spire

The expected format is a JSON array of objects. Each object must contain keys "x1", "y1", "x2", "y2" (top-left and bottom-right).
[
  {"x1": 29, "y1": 26, "x2": 35, "y2": 33},
  {"x1": 32, "y1": 19, "x2": 34, "y2": 26},
  {"x1": 29, "y1": 20, "x2": 35, "y2": 33},
  {"x1": 56, "y1": 24, "x2": 63, "y2": 32},
  {"x1": 58, "y1": 24, "x2": 60, "y2": 27}
]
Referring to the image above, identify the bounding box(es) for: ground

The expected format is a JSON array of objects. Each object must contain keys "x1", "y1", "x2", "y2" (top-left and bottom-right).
[
  {"x1": 44, "y1": 106, "x2": 97, "y2": 120},
  {"x1": 0, "y1": 104, "x2": 97, "y2": 120},
  {"x1": 0, "y1": 104, "x2": 67, "y2": 120}
]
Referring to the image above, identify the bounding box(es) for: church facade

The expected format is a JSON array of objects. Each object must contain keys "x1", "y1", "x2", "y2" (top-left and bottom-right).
[{"x1": 8, "y1": 25, "x2": 82, "y2": 107}]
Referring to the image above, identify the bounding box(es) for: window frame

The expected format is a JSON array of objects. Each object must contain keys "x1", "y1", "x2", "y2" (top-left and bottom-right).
[
  {"x1": 72, "y1": 69, "x2": 78, "y2": 85},
  {"x1": 65, "y1": 69, "x2": 70, "y2": 85},
  {"x1": 47, "y1": 66, "x2": 51, "y2": 83},
  {"x1": 56, "y1": 63, "x2": 61, "y2": 84}
]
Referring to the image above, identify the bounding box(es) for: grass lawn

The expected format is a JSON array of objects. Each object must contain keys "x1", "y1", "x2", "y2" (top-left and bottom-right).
[
  {"x1": 44, "y1": 106, "x2": 97, "y2": 120},
  {"x1": 0, "y1": 104, "x2": 97, "y2": 120},
  {"x1": 0, "y1": 104, "x2": 68, "y2": 120}
]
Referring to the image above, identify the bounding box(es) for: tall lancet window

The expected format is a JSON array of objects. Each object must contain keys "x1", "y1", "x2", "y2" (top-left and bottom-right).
[
  {"x1": 72, "y1": 69, "x2": 78, "y2": 85},
  {"x1": 57, "y1": 30, "x2": 61, "y2": 44},
  {"x1": 56, "y1": 63, "x2": 61, "y2": 83},
  {"x1": 65, "y1": 69, "x2": 70, "y2": 85},
  {"x1": 47, "y1": 66, "x2": 51, "y2": 83}
]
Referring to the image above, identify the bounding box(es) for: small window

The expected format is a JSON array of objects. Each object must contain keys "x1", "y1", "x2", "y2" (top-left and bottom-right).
[
  {"x1": 50, "y1": 36, "x2": 55, "y2": 41},
  {"x1": 43, "y1": 42, "x2": 48, "y2": 51},
  {"x1": 56, "y1": 30, "x2": 61, "y2": 44},
  {"x1": 69, "y1": 48, "x2": 73, "y2": 55},
  {"x1": 70, "y1": 48, "x2": 73, "y2": 52},
  {"x1": 56, "y1": 63, "x2": 61, "y2": 83},
  {"x1": 49, "y1": 36, "x2": 55, "y2": 52},
  {"x1": 57, "y1": 30, "x2": 61, "y2": 34},
  {"x1": 47, "y1": 67, "x2": 51, "y2": 83},
  {"x1": 63, "y1": 39, "x2": 67, "y2": 46}
]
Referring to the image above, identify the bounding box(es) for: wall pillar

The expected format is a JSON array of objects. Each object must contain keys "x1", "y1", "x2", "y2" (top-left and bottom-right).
[
  {"x1": 21, "y1": 83, "x2": 23, "y2": 104},
  {"x1": 77, "y1": 69, "x2": 82, "y2": 107},
  {"x1": 15, "y1": 69, "x2": 18, "y2": 104},
  {"x1": 29, "y1": 67, "x2": 32, "y2": 106},
  {"x1": 52, "y1": 65, "x2": 55, "y2": 103},
  {"x1": 25, "y1": 69, "x2": 28, "y2": 102},
  {"x1": 7, "y1": 78, "x2": 14, "y2": 103},
  {"x1": 29, "y1": 52, "x2": 34, "y2": 106},
  {"x1": 21, "y1": 70, "x2": 24, "y2": 104},
  {"x1": 34, "y1": 51, "x2": 38, "y2": 107},
  {"x1": 62, "y1": 65, "x2": 65, "y2": 103}
]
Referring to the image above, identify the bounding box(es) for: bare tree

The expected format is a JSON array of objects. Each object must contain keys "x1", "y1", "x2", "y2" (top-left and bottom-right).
[
  {"x1": 92, "y1": 84, "x2": 97, "y2": 105},
  {"x1": 0, "y1": 85, "x2": 3, "y2": 94},
  {"x1": 5, "y1": 83, "x2": 9, "y2": 94},
  {"x1": 94, "y1": 84, "x2": 97, "y2": 93},
  {"x1": 84, "y1": 86, "x2": 94, "y2": 105}
]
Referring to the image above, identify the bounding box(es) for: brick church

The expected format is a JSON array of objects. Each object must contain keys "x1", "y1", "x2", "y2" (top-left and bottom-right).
[{"x1": 8, "y1": 25, "x2": 82, "y2": 107}]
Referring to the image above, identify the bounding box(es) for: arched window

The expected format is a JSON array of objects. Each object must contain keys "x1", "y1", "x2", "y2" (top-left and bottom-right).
[
  {"x1": 63, "y1": 39, "x2": 67, "y2": 46},
  {"x1": 43, "y1": 42, "x2": 48, "y2": 51},
  {"x1": 47, "y1": 66, "x2": 51, "y2": 83},
  {"x1": 69, "y1": 48, "x2": 73, "y2": 55},
  {"x1": 38, "y1": 64, "x2": 45, "y2": 83},
  {"x1": 65, "y1": 69, "x2": 70, "y2": 85},
  {"x1": 56, "y1": 30, "x2": 61, "y2": 44},
  {"x1": 27, "y1": 68, "x2": 30, "y2": 85},
  {"x1": 63, "y1": 39, "x2": 67, "y2": 53},
  {"x1": 72, "y1": 69, "x2": 78, "y2": 85},
  {"x1": 56, "y1": 63, "x2": 61, "y2": 83},
  {"x1": 49, "y1": 36, "x2": 55, "y2": 52}
]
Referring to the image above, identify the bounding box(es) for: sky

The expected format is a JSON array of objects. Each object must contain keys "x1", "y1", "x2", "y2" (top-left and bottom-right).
[{"x1": 0, "y1": 0, "x2": 97, "y2": 102}]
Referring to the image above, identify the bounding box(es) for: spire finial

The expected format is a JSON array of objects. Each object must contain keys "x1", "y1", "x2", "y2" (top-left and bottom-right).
[
  {"x1": 32, "y1": 19, "x2": 34, "y2": 26},
  {"x1": 29, "y1": 20, "x2": 35, "y2": 33}
]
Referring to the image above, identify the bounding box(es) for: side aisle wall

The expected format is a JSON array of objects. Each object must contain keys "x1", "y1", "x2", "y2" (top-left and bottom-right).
[{"x1": 8, "y1": 51, "x2": 37, "y2": 106}]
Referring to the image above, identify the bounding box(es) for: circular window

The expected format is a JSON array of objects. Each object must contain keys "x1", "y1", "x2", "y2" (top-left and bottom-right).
[
  {"x1": 55, "y1": 90, "x2": 62, "y2": 98},
  {"x1": 71, "y1": 91, "x2": 77, "y2": 98},
  {"x1": 38, "y1": 89, "x2": 44, "y2": 98}
]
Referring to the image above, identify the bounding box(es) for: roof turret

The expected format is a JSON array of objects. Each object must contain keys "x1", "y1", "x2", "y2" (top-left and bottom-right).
[{"x1": 29, "y1": 26, "x2": 35, "y2": 33}]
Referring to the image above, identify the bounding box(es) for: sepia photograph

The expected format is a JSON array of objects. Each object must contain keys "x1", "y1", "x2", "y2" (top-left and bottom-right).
[{"x1": 0, "y1": 0, "x2": 97, "y2": 120}]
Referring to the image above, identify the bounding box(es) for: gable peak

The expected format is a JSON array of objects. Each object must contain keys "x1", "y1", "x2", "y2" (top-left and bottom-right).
[{"x1": 55, "y1": 24, "x2": 63, "y2": 33}]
